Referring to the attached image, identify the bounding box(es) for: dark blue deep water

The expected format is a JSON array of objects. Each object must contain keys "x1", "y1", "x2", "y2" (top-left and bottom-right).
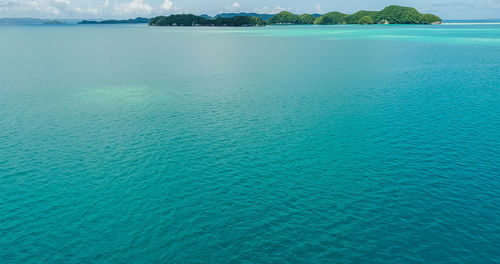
[{"x1": 1, "y1": 24, "x2": 500, "y2": 263}]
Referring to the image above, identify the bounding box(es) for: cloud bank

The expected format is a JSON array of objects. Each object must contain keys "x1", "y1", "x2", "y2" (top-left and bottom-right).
[
  {"x1": 113, "y1": 0, "x2": 152, "y2": 15},
  {"x1": 1, "y1": 0, "x2": 500, "y2": 19}
]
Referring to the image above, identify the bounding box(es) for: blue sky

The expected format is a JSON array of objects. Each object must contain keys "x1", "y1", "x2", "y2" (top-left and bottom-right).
[{"x1": 1, "y1": 0, "x2": 500, "y2": 19}]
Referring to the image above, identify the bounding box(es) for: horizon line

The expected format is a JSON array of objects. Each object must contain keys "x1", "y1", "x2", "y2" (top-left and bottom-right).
[{"x1": 3, "y1": 15, "x2": 500, "y2": 21}]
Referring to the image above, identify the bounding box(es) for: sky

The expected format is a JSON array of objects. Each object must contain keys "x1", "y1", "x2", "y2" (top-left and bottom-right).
[{"x1": 1, "y1": 0, "x2": 500, "y2": 19}]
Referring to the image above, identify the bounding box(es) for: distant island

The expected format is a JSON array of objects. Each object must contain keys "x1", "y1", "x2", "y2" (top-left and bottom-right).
[
  {"x1": 150, "y1": 5, "x2": 442, "y2": 27},
  {"x1": 79, "y1": 17, "x2": 150, "y2": 24},
  {"x1": 43, "y1": 20, "x2": 65, "y2": 25},
  {"x1": 0, "y1": 18, "x2": 80, "y2": 24},
  {"x1": 75, "y1": 5, "x2": 442, "y2": 27},
  {"x1": 312, "y1": 6, "x2": 442, "y2": 25}
]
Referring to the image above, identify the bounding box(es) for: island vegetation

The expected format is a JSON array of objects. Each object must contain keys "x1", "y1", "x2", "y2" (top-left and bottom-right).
[
  {"x1": 265, "y1": 5, "x2": 442, "y2": 25},
  {"x1": 201, "y1": 13, "x2": 274, "y2": 21},
  {"x1": 298, "y1": 14, "x2": 316, "y2": 24},
  {"x1": 344, "y1": 11, "x2": 379, "y2": 24},
  {"x1": 358, "y1": 16, "x2": 375, "y2": 25},
  {"x1": 149, "y1": 14, "x2": 265, "y2": 27},
  {"x1": 143, "y1": 5, "x2": 442, "y2": 27},
  {"x1": 313, "y1": 12, "x2": 349, "y2": 25},
  {"x1": 266, "y1": 11, "x2": 302, "y2": 25}
]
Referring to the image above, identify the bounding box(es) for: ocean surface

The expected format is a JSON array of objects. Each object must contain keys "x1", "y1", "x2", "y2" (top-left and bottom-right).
[{"x1": 1, "y1": 24, "x2": 499, "y2": 263}]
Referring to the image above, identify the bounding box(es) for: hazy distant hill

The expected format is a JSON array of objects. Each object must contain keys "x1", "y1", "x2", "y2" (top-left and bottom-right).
[
  {"x1": 200, "y1": 13, "x2": 323, "y2": 21},
  {"x1": 0, "y1": 18, "x2": 81, "y2": 24},
  {"x1": 200, "y1": 13, "x2": 274, "y2": 21},
  {"x1": 79, "y1": 17, "x2": 150, "y2": 24},
  {"x1": 0, "y1": 18, "x2": 44, "y2": 24}
]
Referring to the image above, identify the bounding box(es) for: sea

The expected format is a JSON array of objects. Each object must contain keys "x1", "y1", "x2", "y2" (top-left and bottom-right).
[{"x1": 1, "y1": 23, "x2": 499, "y2": 263}]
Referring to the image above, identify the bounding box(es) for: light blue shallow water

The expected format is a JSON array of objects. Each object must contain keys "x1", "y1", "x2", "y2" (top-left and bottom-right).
[{"x1": 1, "y1": 24, "x2": 499, "y2": 263}]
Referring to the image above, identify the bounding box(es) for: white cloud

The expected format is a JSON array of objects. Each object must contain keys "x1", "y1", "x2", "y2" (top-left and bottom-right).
[
  {"x1": 74, "y1": 0, "x2": 110, "y2": 15},
  {"x1": 2, "y1": 0, "x2": 499, "y2": 19},
  {"x1": 114, "y1": 0, "x2": 152, "y2": 16},
  {"x1": 2, "y1": 0, "x2": 69, "y2": 15},
  {"x1": 160, "y1": 0, "x2": 173, "y2": 11},
  {"x1": 315, "y1": 4, "x2": 323, "y2": 14},
  {"x1": 0, "y1": 0, "x2": 107, "y2": 17},
  {"x1": 254, "y1": 5, "x2": 293, "y2": 14},
  {"x1": 225, "y1": 2, "x2": 240, "y2": 12}
]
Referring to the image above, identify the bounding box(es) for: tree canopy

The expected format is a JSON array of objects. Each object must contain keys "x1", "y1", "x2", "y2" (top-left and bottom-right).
[
  {"x1": 149, "y1": 14, "x2": 205, "y2": 26},
  {"x1": 210, "y1": 16, "x2": 266, "y2": 26},
  {"x1": 298, "y1": 14, "x2": 316, "y2": 24},
  {"x1": 313, "y1": 5, "x2": 441, "y2": 25},
  {"x1": 345, "y1": 11, "x2": 378, "y2": 24},
  {"x1": 267, "y1": 11, "x2": 302, "y2": 25},
  {"x1": 419, "y1": 14, "x2": 442, "y2": 24},
  {"x1": 377, "y1": 5, "x2": 422, "y2": 24},
  {"x1": 149, "y1": 14, "x2": 265, "y2": 27},
  {"x1": 358, "y1": 16, "x2": 374, "y2": 25},
  {"x1": 358, "y1": 16, "x2": 375, "y2": 25},
  {"x1": 148, "y1": 6, "x2": 442, "y2": 27},
  {"x1": 314, "y1": 12, "x2": 348, "y2": 25}
]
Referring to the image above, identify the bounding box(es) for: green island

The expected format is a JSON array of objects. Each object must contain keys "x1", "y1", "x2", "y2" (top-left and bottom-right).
[
  {"x1": 149, "y1": 5, "x2": 442, "y2": 27},
  {"x1": 149, "y1": 15, "x2": 266, "y2": 27}
]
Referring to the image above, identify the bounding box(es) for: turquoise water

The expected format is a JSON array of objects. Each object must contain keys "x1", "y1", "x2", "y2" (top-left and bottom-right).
[{"x1": 1, "y1": 24, "x2": 499, "y2": 263}]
